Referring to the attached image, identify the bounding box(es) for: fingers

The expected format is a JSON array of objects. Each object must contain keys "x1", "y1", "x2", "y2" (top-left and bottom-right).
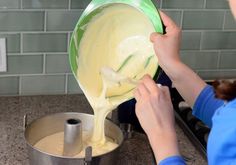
[
  {"x1": 142, "y1": 75, "x2": 158, "y2": 93},
  {"x1": 150, "y1": 32, "x2": 162, "y2": 43},
  {"x1": 134, "y1": 74, "x2": 161, "y2": 102},
  {"x1": 134, "y1": 86, "x2": 141, "y2": 101},
  {"x1": 160, "y1": 85, "x2": 170, "y2": 95},
  {"x1": 150, "y1": 11, "x2": 174, "y2": 43},
  {"x1": 159, "y1": 86, "x2": 172, "y2": 103},
  {"x1": 134, "y1": 75, "x2": 155, "y2": 101},
  {"x1": 150, "y1": 11, "x2": 176, "y2": 43},
  {"x1": 134, "y1": 82, "x2": 150, "y2": 102},
  {"x1": 158, "y1": 11, "x2": 176, "y2": 28}
]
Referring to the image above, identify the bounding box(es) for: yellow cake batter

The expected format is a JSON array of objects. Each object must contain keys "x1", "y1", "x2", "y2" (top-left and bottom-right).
[{"x1": 34, "y1": 131, "x2": 118, "y2": 158}]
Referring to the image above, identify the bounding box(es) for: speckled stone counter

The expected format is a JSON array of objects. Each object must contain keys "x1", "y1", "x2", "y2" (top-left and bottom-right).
[{"x1": 0, "y1": 95, "x2": 207, "y2": 165}]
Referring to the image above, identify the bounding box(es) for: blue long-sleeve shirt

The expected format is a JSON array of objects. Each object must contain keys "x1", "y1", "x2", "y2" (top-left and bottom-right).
[{"x1": 160, "y1": 85, "x2": 236, "y2": 165}]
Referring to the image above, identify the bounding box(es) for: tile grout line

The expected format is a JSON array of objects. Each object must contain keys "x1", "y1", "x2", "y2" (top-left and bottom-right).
[
  {"x1": 0, "y1": 31, "x2": 73, "y2": 34},
  {"x1": 0, "y1": 73, "x2": 73, "y2": 77},
  {"x1": 162, "y1": 9, "x2": 230, "y2": 11},
  {"x1": 65, "y1": 30, "x2": 71, "y2": 94},
  {"x1": 65, "y1": 74, "x2": 68, "y2": 94},
  {"x1": 217, "y1": 51, "x2": 221, "y2": 69},
  {"x1": 44, "y1": 10, "x2": 47, "y2": 32},
  {"x1": 203, "y1": 0, "x2": 207, "y2": 9},
  {"x1": 180, "y1": 10, "x2": 184, "y2": 29},
  {"x1": 199, "y1": 31, "x2": 203, "y2": 51},
  {"x1": 196, "y1": 68, "x2": 236, "y2": 72},
  {"x1": 68, "y1": 0, "x2": 71, "y2": 10},
  {"x1": 0, "y1": 93, "x2": 71, "y2": 97},
  {"x1": 20, "y1": 33, "x2": 23, "y2": 54},
  {"x1": 0, "y1": 73, "x2": 70, "y2": 77},
  {"x1": 19, "y1": 76, "x2": 22, "y2": 95},
  {"x1": 8, "y1": 52, "x2": 68, "y2": 55},
  {"x1": 222, "y1": 10, "x2": 227, "y2": 30},
  {"x1": 7, "y1": 53, "x2": 47, "y2": 56},
  {"x1": 180, "y1": 49, "x2": 236, "y2": 52},
  {"x1": 67, "y1": 32, "x2": 70, "y2": 58},
  {"x1": 20, "y1": 0, "x2": 23, "y2": 9},
  {"x1": 43, "y1": 53, "x2": 46, "y2": 74},
  {"x1": 182, "y1": 29, "x2": 236, "y2": 32},
  {"x1": 0, "y1": 9, "x2": 82, "y2": 11}
]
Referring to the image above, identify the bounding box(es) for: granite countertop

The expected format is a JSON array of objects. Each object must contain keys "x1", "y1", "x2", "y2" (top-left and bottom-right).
[{"x1": 0, "y1": 94, "x2": 207, "y2": 165}]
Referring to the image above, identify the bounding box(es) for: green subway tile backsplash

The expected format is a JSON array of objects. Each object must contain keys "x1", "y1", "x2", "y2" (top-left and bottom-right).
[
  {"x1": 181, "y1": 32, "x2": 201, "y2": 50},
  {"x1": 163, "y1": 10, "x2": 182, "y2": 27},
  {"x1": 224, "y1": 11, "x2": 236, "y2": 29},
  {"x1": 201, "y1": 32, "x2": 236, "y2": 50},
  {"x1": 0, "y1": 34, "x2": 20, "y2": 53},
  {"x1": 181, "y1": 51, "x2": 218, "y2": 70},
  {"x1": 219, "y1": 51, "x2": 236, "y2": 69},
  {"x1": 0, "y1": 55, "x2": 43, "y2": 75},
  {"x1": 162, "y1": 0, "x2": 204, "y2": 9},
  {"x1": 0, "y1": 11, "x2": 44, "y2": 32},
  {"x1": 0, "y1": 0, "x2": 236, "y2": 95},
  {"x1": 71, "y1": 0, "x2": 91, "y2": 9},
  {"x1": 198, "y1": 70, "x2": 236, "y2": 80},
  {"x1": 0, "y1": 77, "x2": 19, "y2": 95},
  {"x1": 22, "y1": 0, "x2": 69, "y2": 9},
  {"x1": 21, "y1": 75, "x2": 65, "y2": 95},
  {"x1": 0, "y1": 0, "x2": 20, "y2": 9},
  {"x1": 46, "y1": 54, "x2": 71, "y2": 73},
  {"x1": 67, "y1": 75, "x2": 83, "y2": 94},
  {"x1": 46, "y1": 10, "x2": 82, "y2": 31},
  {"x1": 206, "y1": 0, "x2": 229, "y2": 9},
  {"x1": 183, "y1": 11, "x2": 224, "y2": 30},
  {"x1": 23, "y1": 33, "x2": 67, "y2": 53}
]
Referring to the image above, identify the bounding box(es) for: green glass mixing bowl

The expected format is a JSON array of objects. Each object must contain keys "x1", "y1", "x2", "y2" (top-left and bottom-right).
[{"x1": 69, "y1": 0, "x2": 163, "y2": 104}]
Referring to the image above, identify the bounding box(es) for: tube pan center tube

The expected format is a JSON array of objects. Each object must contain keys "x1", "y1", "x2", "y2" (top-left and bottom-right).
[{"x1": 63, "y1": 118, "x2": 83, "y2": 157}]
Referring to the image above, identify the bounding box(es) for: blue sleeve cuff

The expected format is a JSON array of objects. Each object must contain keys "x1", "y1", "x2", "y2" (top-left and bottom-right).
[
  {"x1": 192, "y1": 85, "x2": 223, "y2": 127},
  {"x1": 159, "y1": 155, "x2": 186, "y2": 165},
  {"x1": 192, "y1": 85, "x2": 212, "y2": 119}
]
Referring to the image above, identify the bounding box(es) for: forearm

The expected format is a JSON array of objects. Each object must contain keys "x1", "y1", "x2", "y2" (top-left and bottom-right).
[
  {"x1": 147, "y1": 130, "x2": 180, "y2": 164},
  {"x1": 162, "y1": 60, "x2": 207, "y2": 107}
]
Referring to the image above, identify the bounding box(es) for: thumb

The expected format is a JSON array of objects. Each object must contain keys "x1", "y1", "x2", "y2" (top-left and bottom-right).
[{"x1": 150, "y1": 32, "x2": 163, "y2": 43}]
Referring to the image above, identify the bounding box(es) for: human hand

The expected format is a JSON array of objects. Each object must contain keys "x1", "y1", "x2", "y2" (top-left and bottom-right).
[
  {"x1": 134, "y1": 74, "x2": 175, "y2": 136},
  {"x1": 150, "y1": 11, "x2": 182, "y2": 71},
  {"x1": 134, "y1": 74, "x2": 179, "y2": 163},
  {"x1": 150, "y1": 11, "x2": 207, "y2": 108}
]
